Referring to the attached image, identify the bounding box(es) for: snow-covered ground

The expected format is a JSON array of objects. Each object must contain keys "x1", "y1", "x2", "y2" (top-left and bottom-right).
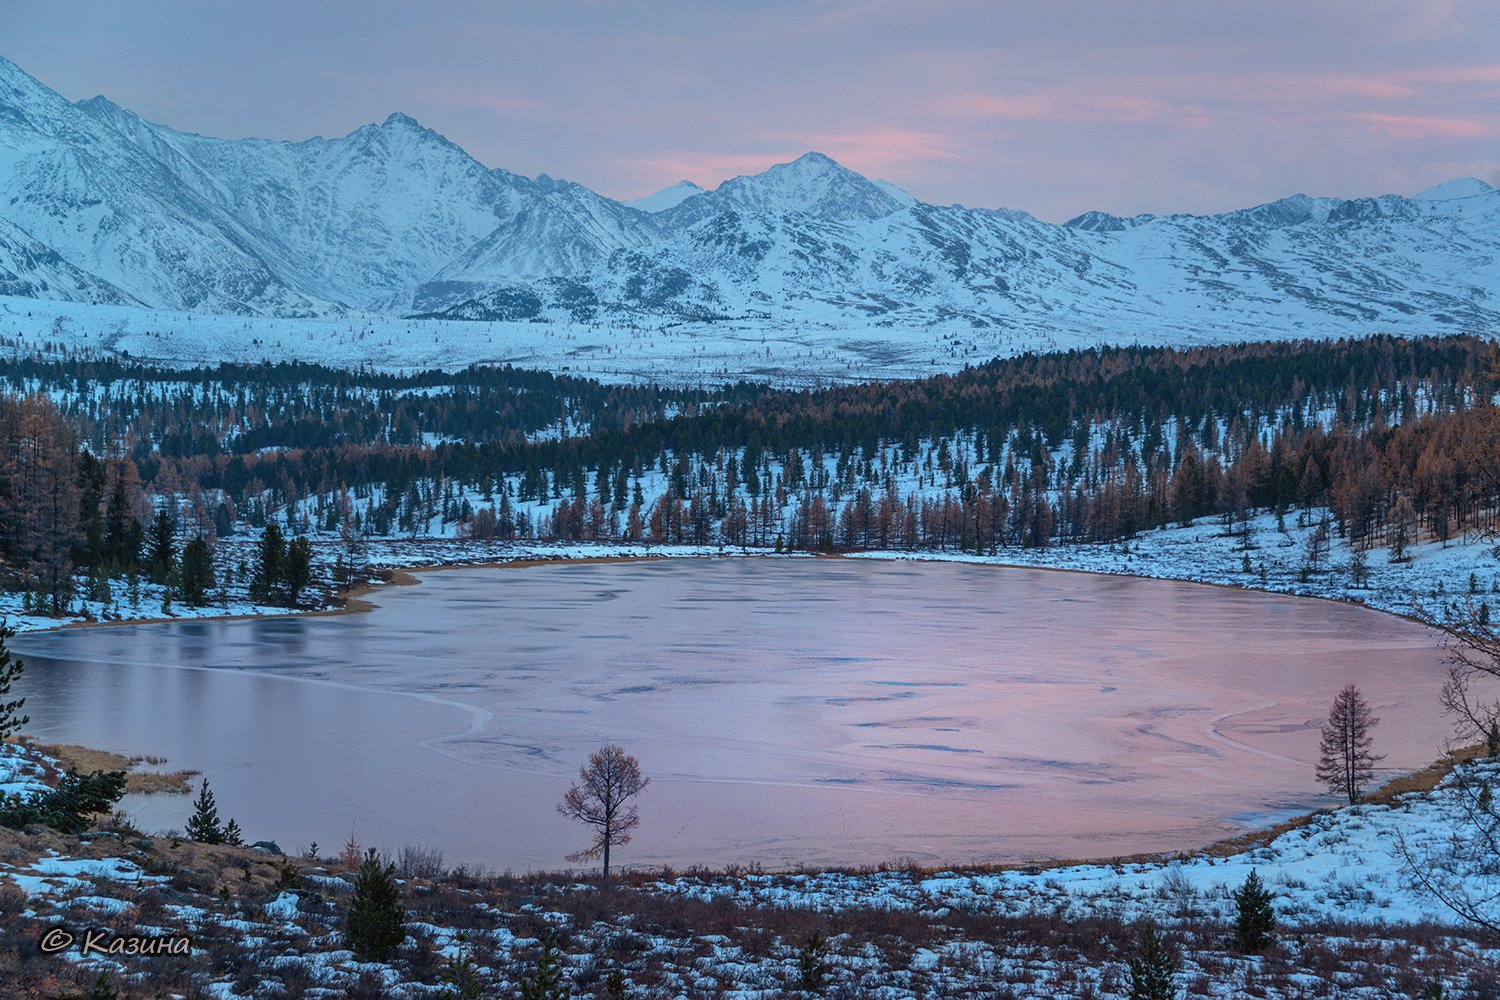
[
  {"x1": 0, "y1": 741, "x2": 55, "y2": 799},
  {"x1": 653, "y1": 759, "x2": 1500, "y2": 929},
  {"x1": 5, "y1": 292, "x2": 1485, "y2": 389},
  {"x1": 0, "y1": 293, "x2": 1008, "y2": 387}
]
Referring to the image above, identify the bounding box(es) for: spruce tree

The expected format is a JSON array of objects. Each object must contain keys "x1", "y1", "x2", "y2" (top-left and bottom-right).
[
  {"x1": 1128, "y1": 925, "x2": 1176, "y2": 1000},
  {"x1": 1488, "y1": 718, "x2": 1499, "y2": 758},
  {"x1": 0, "y1": 769, "x2": 126, "y2": 834},
  {"x1": 250, "y1": 522, "x2": 286, "y2": 603},
  {"x1": 179, "y1": 536, "x2": 216, "y2": 607},
  {"x1": 346, "y1": 847, "x2": 405, "y2": 962},
  {"x1": 1233, "y1": 869, "x2": 1276, "y2": 952},
  {"x1": 283, "y1": 535, "x2": 314, "y2": 607},
  {"x1": 223, "y1": 817, "x2": 244, "y2": 847},
  {"x1": 186, "y1": 780, "x2": 225, "y2": 844},
  {"x1": 798, "y1": 931, "x2": 829, "y2": 994},
  {"x1": 0, "y1": 621, "x2": 29, "y2": 741},
  {"x1": 517, "y1": 934, "x2": 570, "y2": 1000},
  {"x1": 147, "y1": 510, "x2": 177, "y2": 585}
]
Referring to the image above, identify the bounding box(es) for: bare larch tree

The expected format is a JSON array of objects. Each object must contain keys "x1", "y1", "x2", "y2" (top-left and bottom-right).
[
  {"x1": 1315, "y1": 684, "x2": 1383, "y2": 805},
  {"x1": 1395, "y1": 597, "x2": 1500, "y2": 934},
  {"x1": 558, "y1": 743, "x2": 649, "y2": 887}
]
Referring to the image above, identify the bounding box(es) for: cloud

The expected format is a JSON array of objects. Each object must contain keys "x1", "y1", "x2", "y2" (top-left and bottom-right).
[
  {"x1": 1351, "y1": 112, "x2": 1496, "y2": 139},
  {"x1": 949, "y1": 91, "x2": 1210, "y2": 129}
]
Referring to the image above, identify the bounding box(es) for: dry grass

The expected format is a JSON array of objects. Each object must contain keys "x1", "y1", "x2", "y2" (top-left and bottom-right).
[{"x1": 12, "y1": 737, "x2": 198, "y2": 794}]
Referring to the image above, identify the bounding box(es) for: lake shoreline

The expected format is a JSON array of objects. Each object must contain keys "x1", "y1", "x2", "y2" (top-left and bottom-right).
[
  {"x1": 6, "y1": 549, "x2": 1471, "y2": 874},
  {"x1": 22, "y1": 538, "x2": 1442, "y2": 636}
]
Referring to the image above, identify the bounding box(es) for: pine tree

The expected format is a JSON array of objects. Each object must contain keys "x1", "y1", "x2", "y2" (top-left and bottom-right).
[
  {"x1": 284, "y1": 535, "x2": 314, "y2": 607},
  {"x1": 186, "y1": 780, "x2": 225, "y2": 844},
  {"x1": 517, "y1": 934, "x2": 571, "y2": 1000},
  {"x1": 346, "y1": 847, "x2": 405, "y2": 962},
  {"x1": 1488, "y1": 718, "x2": 1499, "y2": 757},
  {"x1": 1315, "y1": 684, "x2": 1384, "y2": 804},
  {"x1": 178, "y1": 536, "x2": 215, "y2": 607},
  {"x1": 0, "y1": 769, "x2": 126, "y2": 834},
  {"x1": 223, "y1": 817, "x2": 244, "y2": 847},
  {"x1": 147, "y1": 509, "x2": 176, "y2": 585},
  {"x1": 0, "y1": 621, "x2": 29, "y2": 741},
  {"x1": 250, "y1": 522, "x2": 286, "y2": 603},
  {"x1": 798, "y1": 931, "x2": 829, "y2": 994},
  {"x1": 1128, "y1": 925, "x2": 1176, "y2": 1000},
  {"x1": 1233, "y1": 869, "x2": 1276, "y2": 952}
]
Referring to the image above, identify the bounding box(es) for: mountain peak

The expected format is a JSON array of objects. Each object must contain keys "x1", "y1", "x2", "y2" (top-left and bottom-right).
[
  {"x1": 1414, "y1": 177, "x2": 1494, "y2": 201},
  {"x1": 672, "y1": 150, "x2": 908, "y2": 223},
  {"x1": 790, "y1": 150, "x2": 838, "y2": 168},
  {"x1": 627, "y1": 179, "x2": 705, "y2": 213},
  {"x1": 382, "y1": 111, "x2": 423, "y2": 130}
]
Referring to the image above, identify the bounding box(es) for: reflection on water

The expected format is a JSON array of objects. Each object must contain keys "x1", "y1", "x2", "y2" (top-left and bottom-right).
[{"x1": 10, "y1": 559, "x2": 1454, "y2": 869}]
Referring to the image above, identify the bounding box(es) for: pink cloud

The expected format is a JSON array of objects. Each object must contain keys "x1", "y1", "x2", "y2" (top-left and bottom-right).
[
  {"x1": 949, "y1": 91, "x2": 1210, "y2": 128},
  {"x1": 621, "y1": 152, "x2": 807, "y2": 190},
  {"x1": 1352, "y1": 112, "x2": 1496, "y2": 139},
  {"x1": 1403, "y1": 64, "x2": 1500, "y2": 84}
]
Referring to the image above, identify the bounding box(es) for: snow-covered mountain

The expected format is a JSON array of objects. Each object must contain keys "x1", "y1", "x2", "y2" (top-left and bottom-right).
[
  {"x1": 0, "y1": 217, "x2": 137, "y2": 305},
  {"x1": 2, "y1": 52, "x2": 1499, "y2": 345},
  {"x1": 627, "y1": 180, "x2": 705, "y2": 213}
]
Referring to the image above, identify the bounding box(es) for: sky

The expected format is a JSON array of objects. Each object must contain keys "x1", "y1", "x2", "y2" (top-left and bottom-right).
[{"x1": 5, "y1": 0, "x2": 1498, "y2": 221}]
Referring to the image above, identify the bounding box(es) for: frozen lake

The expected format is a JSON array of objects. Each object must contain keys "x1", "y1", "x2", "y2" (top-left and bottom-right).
[{"x1": 10, "y1": 558, "x2": 1455, "y2": 870}]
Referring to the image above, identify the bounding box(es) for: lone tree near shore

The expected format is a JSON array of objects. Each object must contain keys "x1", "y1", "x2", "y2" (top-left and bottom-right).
[
  {"x1": 0, "y1": 621, "x2": 28, "y2": 741},
  {"x1": 558, "y1": 743, "x2": 649, "y2": 888},
  {"x1": 1315, "y1": 684, "x2": 1383, "y2": 805},
  {"x1": 186, "y1": 779, "x2": 225, "y2": 843}
]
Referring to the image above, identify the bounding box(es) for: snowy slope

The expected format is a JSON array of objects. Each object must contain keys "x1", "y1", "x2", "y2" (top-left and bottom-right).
[
  {"x1": 0, "y1": 57, "x2": 324, "y2": 316},
  {"x1": 413, "y1": 178, "x2": 666, "y2": 313},
  {"x1": 627, "y1": 179, "x2": 705, "y2": 213},
  {"x1": 0, "y1": 217, "x2": 136, "y2": 304},
  {"x1": 659, "y1": 151, "x2": 910, "y2": 225},
  {"x1": 84, "y1": 106, "x2": 532, "y2": 311}
]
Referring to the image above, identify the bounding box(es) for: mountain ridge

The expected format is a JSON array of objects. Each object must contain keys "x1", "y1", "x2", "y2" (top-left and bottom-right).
[{"x1": 1, "y1": 53, "x2": 1498, "y2": 346}]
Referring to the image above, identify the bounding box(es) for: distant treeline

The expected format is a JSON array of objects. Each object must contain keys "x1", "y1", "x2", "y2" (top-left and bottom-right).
[
  {"x1": 0, "y1": 356, "x2": 772, "y2": 458},
  {"x1": 1, "y1": 335, "x2": 1497, "y2": 611}
]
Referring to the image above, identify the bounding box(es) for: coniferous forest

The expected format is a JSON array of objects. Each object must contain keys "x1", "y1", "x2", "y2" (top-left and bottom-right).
[{"x1": 0, "y1": 333, "x2": 1496, "y2": 614}]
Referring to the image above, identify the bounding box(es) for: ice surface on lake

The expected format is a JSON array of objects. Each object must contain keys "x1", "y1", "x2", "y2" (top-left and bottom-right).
[{"x1": 11, "y1": 560, "x2": 1456, "y2": 870}]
